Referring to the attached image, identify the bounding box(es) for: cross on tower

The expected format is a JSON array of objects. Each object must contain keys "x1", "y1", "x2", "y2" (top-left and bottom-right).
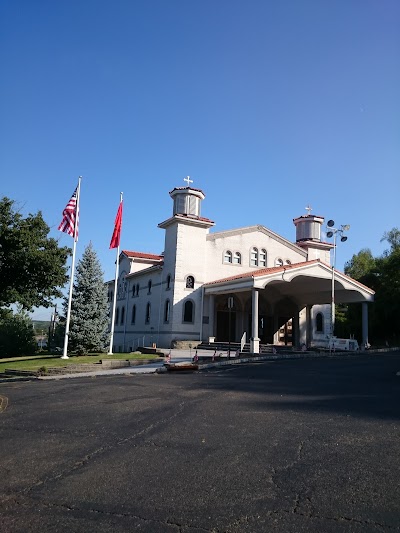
[
  {"x1": 305, "y1": 205, "x2": 312, "y2": 216},
  {"x1": 184, "y1": 176, "x2": 193, "y2": 186}
]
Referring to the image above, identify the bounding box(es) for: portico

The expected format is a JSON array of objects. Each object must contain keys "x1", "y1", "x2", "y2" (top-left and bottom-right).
[{"x1": 203, "y1": 259, "x2": 375, "y2": 352}]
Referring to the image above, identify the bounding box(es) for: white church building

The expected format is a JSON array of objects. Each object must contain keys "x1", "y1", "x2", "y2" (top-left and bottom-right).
[{"x1": 108, "y1": 181, "x2": 374, "y2": 353}]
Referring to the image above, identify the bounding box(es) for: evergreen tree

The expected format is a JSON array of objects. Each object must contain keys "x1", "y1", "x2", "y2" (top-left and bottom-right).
[{"x1": 65, "y1": 243, "x2": 109, "y2": 354}]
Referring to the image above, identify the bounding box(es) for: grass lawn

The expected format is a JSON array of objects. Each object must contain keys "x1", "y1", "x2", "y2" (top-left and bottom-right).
[{"x1": 0, "y1": 353, "x2": 162, "y2": 373}]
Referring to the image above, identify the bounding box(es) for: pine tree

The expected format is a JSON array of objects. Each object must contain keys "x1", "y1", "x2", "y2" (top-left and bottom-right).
[{"x1": 66, "y1": 243, "x2": 109, "y2": 354}]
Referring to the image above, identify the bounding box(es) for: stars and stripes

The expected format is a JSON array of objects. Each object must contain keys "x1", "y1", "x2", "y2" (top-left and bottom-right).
[{"x1": 58, "y1": 187, "x2": 79, "y2": 240}]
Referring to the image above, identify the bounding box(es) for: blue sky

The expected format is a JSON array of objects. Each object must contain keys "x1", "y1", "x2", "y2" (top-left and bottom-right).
[{"x1": 1, "y1": 0, "x2": 399, "y2": 320}]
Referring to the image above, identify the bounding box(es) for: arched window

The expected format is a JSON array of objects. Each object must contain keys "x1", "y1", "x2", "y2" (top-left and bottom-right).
[
  {"x1": 131, "y1": 285, "x2": 135, "y2": 297},
  {"x1": 275, "y1": 258, "x2": 284, "y2": 267},
  {"x1": 233, "y1": 252, "x2": 241, "y2": 264},
  {"x1": 186, "y1": 275, "x2": 195, "y2": 289},
  {"x1": 148, "y1": 280, "x2": 152, "y2": 294},
  {"x1": 136, "y1": 283, "x2": 139, "y2": 295},
  {"x1": 166, "y1": 274, "x2": 171, "y2": 290},
  {"x1": 250, "y1": 247, "x2": 258, "y2": 266},
  {"x1": 183, "y1": 300, "x2": 194, "y2": 323},
  {"x1": 259, "y1": 249, "x2": 267, "y2": 267},
  {"x1": 316, "y1": 313, "x2": 324, "y2": 332},
  {"x1": 224, "y1": 250, "x2": 233, "y2": 263},
  {"x1": 164, "y1": 300, "x2": 170, "y2": 323},
  {"x1": 120, "y1": 307, "x2": 125, "y2": 325},
  {"x1": 286, "y1": 259, "x2": 292, "y2": 265},
  {"x1": 145, "y1": 303, "x2": 151, "y2": 324},
  {"x1": 131, "y1": 305, "x2": 136, "y2": 324},
  {"x1": 115, "y1": 307, "x2": 119, "y2": 325}
]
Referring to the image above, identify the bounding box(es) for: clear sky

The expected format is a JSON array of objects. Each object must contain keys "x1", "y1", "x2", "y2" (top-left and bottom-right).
[{"x1": 1, "y1": 0, "x2": 399, "y2": 320}]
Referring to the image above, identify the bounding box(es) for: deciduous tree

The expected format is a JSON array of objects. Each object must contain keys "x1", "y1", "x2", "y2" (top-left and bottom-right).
[{"x1": 0, "y1": 197, "x2": 71, "y2": 310}]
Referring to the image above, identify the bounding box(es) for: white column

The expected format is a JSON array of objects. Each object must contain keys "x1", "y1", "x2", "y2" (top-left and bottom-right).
[
  {"x1": 298, "y1": 307, "x2": 307, "y2": 347},
  {"x1": 208, "y1": 294, "x2": 215, "y2": 341},
  {"x1": 250, "y1": 288, "x2": 260, "y2": 353},
  {"x1": 362, "y1": 302, "x2": 369, "y2": 348}
]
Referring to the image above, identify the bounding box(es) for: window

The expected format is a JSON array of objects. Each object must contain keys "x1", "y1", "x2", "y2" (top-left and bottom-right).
[
  {"x1": 132, "y1": 285, "x2": 135, "y2": 297},
  {"x1": 148, "y1": 280, "x2": 152, "y2": 294},
  {"x1": 131, "y1": 305, "x2": 136, "y2": 324},
  {"x1": 136, "y1": 283, "x2": 139, "y2": 295},
  {"x1": 259, "y1": 249, "x2": 267, "y2": 267},
  {"x1": 183, "y1": 300, "x2": 194, "y2": 323},
  {"x1": 186, "y1": 275, "x2": 195, "y2": 289},
  {"x1": 275, "y1": 258, "x2": 284, "y2": 267},
  {"x1": 115, "y1": 307, "x2": 119, "y2": 325},
  {"x1": 316, "y1": 313, "x2": 324, "y2": 332},
  {"x1": 166, "y1": 274, "x2": 171, "y2": 290},
  {"x1": 145, "y1": 303, "x2": 151, "y2": 324},
  {"x1": 164, "y1": 300, "x2": 170, "y2": 323},
  {"x1": 250, "y1": 247, "x2": 258, "y2": 266},
  {"x1": 120, "y1": 307, "x2": 125, "y2": 325},
  {"x1": 233, "y1": 252, "x2": 241, "y2": 264},
  {"x1": 224, "y1": 250, "x2": 233, "y2": 263},
  {"x1": 286, "y1": 259, "x2": 291, "y2": 265}
]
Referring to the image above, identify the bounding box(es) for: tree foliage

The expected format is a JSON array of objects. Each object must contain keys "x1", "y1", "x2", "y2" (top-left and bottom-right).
[
  {"x1": 0, "y1": 197, "x2": 71, "y2": 310},
  {"x1": 65, "y1": 243, "x2": 109, "y2": 354},
  {"x1": 343, "y1": 228, "x2": 400, "y2": 345},
  {"x1": 0, "y1": 309, "x2": 37, "y2": 358}
]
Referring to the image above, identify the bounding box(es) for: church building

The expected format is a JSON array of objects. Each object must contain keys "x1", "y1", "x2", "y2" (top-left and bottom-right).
[{"x1": 108, "y1": 180, "x2": 374, "y2": 352}]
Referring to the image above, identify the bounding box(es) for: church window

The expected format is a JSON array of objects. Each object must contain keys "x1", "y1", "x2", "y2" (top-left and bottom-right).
[
  {"x1": 316, "y1": 313, "x2": 324, "y2": 332},
  {"x1": 233, "y1": 252, "x2": 241, "y2": 264},
  {"x1": 132, "y1": 285, "x2": 135, "y2": 297},
  {"x1": 224, "y1": 250, "x2": 233, "y2": 263},
  {"x1": 164, "y1": 300, "x2": 170, "y2": 323},
  {"x1": 115, "y1": 307, "x2": 119, "y2": 325},
  {"x1": 136, "y1": 283, "x2": 140, "y2": 295},
  {"x1": 259, "y1": 249, "x2": 267, "y2": 267},
  {"x1": 286, "y1": 259, "x2": 292, "y2": 265},
  {"x1": 145, "y1": 303, "x2": 151, "y2": 324},
  {"x1": 148, "y1": 280, "x2": 152, "y2": 294},
  {"x1": 186, "y1": 275, "x2": 195, "y2": 289},
  {"x1": 250, "y1": 247, "x2": 258, "y2": 266},
  {"x1": 166, "y1": 274, "x2": 171, "y2": 290},
  {"x1": 183, "y1": 300, "x2": 194, "y2": 323},
  {"x1": 120, "y1": 307, "x2": 125, "y2": 325},
  {"x1": 131, "y1": 305, "x2": 136, "y2": 324},
  {"x1": 275, "y1": 258, "x2": 284, "y2": 267}
]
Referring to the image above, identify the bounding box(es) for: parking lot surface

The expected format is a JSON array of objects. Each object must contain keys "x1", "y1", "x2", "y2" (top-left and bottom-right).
[{"x1": 1, "y1": 353, "x2": 400, "y2": 532}]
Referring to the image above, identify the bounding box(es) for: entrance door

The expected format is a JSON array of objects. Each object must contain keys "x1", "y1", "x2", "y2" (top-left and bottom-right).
[
  {"x1": 248, "y1": 315, "x2": 273, "y2": 344},
  {"x1": 216, "y1": 311, "x2": 236, "y2": 342}
]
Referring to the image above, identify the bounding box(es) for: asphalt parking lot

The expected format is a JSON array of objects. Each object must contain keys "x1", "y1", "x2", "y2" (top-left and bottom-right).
[{"x1": 1, "y1": 353, "x2": 400, "y2": 532}]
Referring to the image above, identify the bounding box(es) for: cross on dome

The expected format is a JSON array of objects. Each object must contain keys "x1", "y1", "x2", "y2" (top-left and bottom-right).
[
  {"x1": 184, "y1": 176, "x2": 193, "y2": 186},
  {"x1": 305, "y1": 205, "x2": 312, "y2": 216}
]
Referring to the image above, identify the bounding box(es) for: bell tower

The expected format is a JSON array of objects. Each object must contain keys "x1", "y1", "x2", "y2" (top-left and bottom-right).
[{"x1": 293, "y1": 206, "x2": 333, "y2": 263}]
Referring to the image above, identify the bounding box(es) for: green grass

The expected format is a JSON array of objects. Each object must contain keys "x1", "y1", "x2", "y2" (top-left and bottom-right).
[{"x1": 0, "y1": 353, "x2": 162, "y2": 372}]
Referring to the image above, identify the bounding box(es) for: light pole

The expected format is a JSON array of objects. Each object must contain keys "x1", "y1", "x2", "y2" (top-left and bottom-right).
[{"x1": 326, "y1": 220, "x2": 350, "y2": 346}]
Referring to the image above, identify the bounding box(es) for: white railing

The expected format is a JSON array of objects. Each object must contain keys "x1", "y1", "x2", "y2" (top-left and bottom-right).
[{"x1": 240, "y1": 332, "x2": 247, "y2": 352}]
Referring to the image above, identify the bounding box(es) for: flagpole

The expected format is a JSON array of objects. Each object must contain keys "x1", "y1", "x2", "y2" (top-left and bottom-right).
[
  {"x1": 108, "y1": 192, "x2": 123, "y2": 355},
  {"x1": 61, "y1": 176, "x2": 82, "y2": 359}
]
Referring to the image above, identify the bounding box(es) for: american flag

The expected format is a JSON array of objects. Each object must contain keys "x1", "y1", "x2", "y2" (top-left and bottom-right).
[{"x1": 58, "y1": 187, "x2": 79, "y2": 240}]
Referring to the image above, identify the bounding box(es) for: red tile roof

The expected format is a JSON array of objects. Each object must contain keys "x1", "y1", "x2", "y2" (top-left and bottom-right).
[
  {"x1": 122, "y1": 250, "x2": 164, "y2": 261},
  {"x1": 169, "y1": 186, "x2": 205, "y2": 194},
  {"x1": 174, "y1": 213, "x2": 214, "y2": 224}
]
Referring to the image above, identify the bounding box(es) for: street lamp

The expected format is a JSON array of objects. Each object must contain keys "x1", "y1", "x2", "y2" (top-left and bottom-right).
[{"x1": 326, "y1": 220, "x2": 350, "y2": 346}]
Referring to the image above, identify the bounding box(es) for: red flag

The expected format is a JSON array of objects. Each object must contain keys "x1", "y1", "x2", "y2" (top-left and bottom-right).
[
  {"x1": 58, "y1": 187, "x2": 79, "y2": 240},
  {"x1": 109, "y1": 201, "x2": 123, "y2": 249}
]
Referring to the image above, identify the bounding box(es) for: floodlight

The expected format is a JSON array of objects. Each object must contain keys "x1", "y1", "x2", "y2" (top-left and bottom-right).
[
  {"x1": 342, "y1": 224, "x2": 350, "y2": 231},
  {"x1": 327, "y1": 231, "x2": 334, "y2": 238},
  {"x1": 327, "y1": 220, "x2": 335, "y2": 227},
  {"x1": 341, "y1": 236, "x2": 348, "y2": 242}
]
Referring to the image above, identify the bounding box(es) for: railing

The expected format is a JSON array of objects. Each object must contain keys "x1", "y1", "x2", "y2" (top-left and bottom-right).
[{"x1": 240, "y1": 332, "x2": 247, "y2": 352}]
